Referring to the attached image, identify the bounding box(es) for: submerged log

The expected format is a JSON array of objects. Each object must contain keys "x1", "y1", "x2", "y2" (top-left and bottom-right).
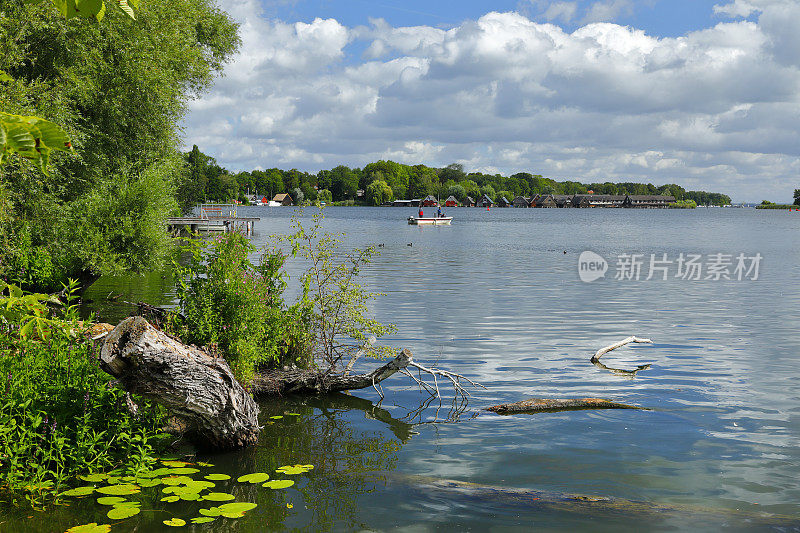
[
  {"x1": 100, "y1": 317, "x2": 260, "y2": 450},
  {"x1": 485, "y1": 398, "x2": 643, "y2": 414},
  {"x1": 250, "y1": 349, "x2": 413, "y2": 396}
]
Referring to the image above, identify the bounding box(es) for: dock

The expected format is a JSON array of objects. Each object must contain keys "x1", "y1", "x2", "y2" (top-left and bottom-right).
[{"x1": 167, "y1": 204, "x2": 259, "y2": 235}]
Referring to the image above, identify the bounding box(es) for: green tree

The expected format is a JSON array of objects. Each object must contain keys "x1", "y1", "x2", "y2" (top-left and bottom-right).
[
  {"x1": 365, "y1": 180, "x2": 393, "y2": 206},
  {"x1": 794, "y1": 189, "x2": 800, "y2": 206},
  {"x1": 330, "y1": 165, "x2": 358, "y2": 201},
  {"x1": 0, "y1": 0, "x2": 240, "y2": 289}
]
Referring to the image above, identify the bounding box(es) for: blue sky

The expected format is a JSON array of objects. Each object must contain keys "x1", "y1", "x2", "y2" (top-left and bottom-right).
[{"x1": 183, "y1": 0, "x2": 800, "y2": 202}]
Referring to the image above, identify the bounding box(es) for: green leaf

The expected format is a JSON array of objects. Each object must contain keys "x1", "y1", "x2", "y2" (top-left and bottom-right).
[
  {"x1": 236, "y1": 472, "x2": 269, "y2": 484},
  {"x1": 204, "y1": 473, "x2": 230, "y2": 481},
  {"x1": 270, "y1": 415, "x2": 283, "y2": 420},
  {"x1": 96, "y1": 484, "x2": 140, "y2": 496},
  {"x1": 168, "y1": 467, "x2": 200, "y2": 475},
  {"x1": 96, "y1": 497, "x2": 127, "y2": 506},
  {"x1": 201, "y1": 492, "x2": 235, "y2": 502},
  {"x1": 198, "y1": 507, "x2": 222, "y2": 517},
  {"x1": 160, "y1": 495, "x2": 180, "y2": 503},
  {"x1": 163, "y1": 518, "x2": 186, "y2": 527},
  {"x1": 0, "y1": 70, "x2": 13, "y2": 83},
  {"x1": 262, "y1": 479, "x2": 295, "y2": 489},
  {"x1": 136, "y1": 478, "x2": 161, "y2": 488},
  {"x1": 161, "y1": 460, "x2": 189, "y2": 467},
  {"x1": 116, "y1": 0, "x2": 135, "y2": 18},
  {"x1": 60, "y1": 486, "x2": 96, "y2": 497},
  {"x1": 196, "y1": 462, "x2": 214, "y2": 467},
  {"x1": 64, "y1": 524, "x2": 111, "y2": 533},
  {"x1": 190, "y1": 517, "x2": 215, "y2": 524},
  {"x1": 80, "y1": 474, "x2": 108, "y2": 483},
  {"x1": 217, "y1": 502, "x2": 257, "y2": 514},
  {"x1": 107, "y1": 506, "x2": 140, "y2": 520}
]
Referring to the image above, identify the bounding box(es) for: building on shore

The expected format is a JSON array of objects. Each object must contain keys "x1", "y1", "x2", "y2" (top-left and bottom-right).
[
  {"x1": 533, "y1": 194, "x2": 557, "y2": 208},
  {"x1": 497, "y1": 196, "x2": 511, "y2": 208},
  {"x1": 477, "y1": 194, "x2": 494, "y2": 208},
  {"x1": 464, "y1": 196, "x2": 476, "y2": 207},
  {"x1": 512, "y1": 196, "x2": 530, "y2": 208},
  {"x1": 622, "y1": 195, "x2": 676, "y2": 208},
  {"x1": 444, "y1": 196, "x2": 459, "y2": 207},
  {"x1": 271, "y1": 193, "x2": 293, "y2": 206},
  {"x1": 421, "y1": 195, "x2": 439, "y2": 207},
  {"x1": 553, "y1": 195, "x2": 574, "y2": 208},
  {"x1": 572, "y1": 194, "x2": 625, "y2": 208}
]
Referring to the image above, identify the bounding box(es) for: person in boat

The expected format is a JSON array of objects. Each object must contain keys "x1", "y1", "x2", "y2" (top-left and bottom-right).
[
  {"x1": 437, "y1": 206, "x2": 442, "y2": 218},
  {"x1": 418, "y1": 206, "x2": 423, "y2": 218}
]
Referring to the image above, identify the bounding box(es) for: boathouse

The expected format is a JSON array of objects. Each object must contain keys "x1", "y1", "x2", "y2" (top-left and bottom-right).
[
  {"x1": 622, "y1": 195, "x2": 676, "y2": 208},
  {"x1": 444, "y1": 196, "x2": 459, "y2": 207},
  {"x1": 464, "y1": 196, "x2": 476, "y2": 207},
  {"x1": 553, "y1": 195, "x2": 574, "y2": 208},
  {"x1": 421, "y1": 195, "x2": 439, "y2": 207},
  {"x1": 533, "y1": 194, "x2": 557, "y2": 208},
  {"x1": 572, "y1": 194, "x2": 625, "y2": 208},
  {"x1": 498, "y1": 196, "x2": 511, "y2": 208},
  {"x1": 477, "y1": 194, "x2": 494, "y2": 208},
  {"x1": 272, "y1": 193, "x2": 293, "y2": 206},
  {"x1": 512, "y1": 196, "x2": 530, "y2": 208}
]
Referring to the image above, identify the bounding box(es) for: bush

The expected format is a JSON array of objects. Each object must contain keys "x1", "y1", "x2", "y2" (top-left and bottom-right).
[
  {"x1": 169, "y1": 232, "x2": 313, "y2": 384},
  {"x1": 0, "y1": 280, "x2": 168, "y2": 506}
]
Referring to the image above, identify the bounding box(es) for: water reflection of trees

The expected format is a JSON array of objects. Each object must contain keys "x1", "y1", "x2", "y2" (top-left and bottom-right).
[{"x1": 220, "y1": 393, "x2": 412, "y2": 531}]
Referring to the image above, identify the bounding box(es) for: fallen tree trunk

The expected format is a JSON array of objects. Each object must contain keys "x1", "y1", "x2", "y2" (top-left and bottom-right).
[
  {"x1": 485, "y1": 398, "x2": 643, "y2": 414},
  {"x1": 100, "y1": 317, "x2": 260, "y2": 450},
  {"x1": 250, "y1": 349, "x2": 413, "y2": 396}
]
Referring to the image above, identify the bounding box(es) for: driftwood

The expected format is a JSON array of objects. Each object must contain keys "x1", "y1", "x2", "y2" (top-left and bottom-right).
[
  {"x1": 485, "y1": 398, "x2": 643, "y2": 414},
  {"x1": 590, "y1": 336, "x2": 654, "y2": 376},
  {"x1": 100, "y1": 317, "x2": 260, "y2": 450}
]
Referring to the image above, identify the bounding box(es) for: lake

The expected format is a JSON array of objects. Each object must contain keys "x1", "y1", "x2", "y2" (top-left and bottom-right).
[{"x1": 19, "y1": 206, "x2": 800, "y2": 532}]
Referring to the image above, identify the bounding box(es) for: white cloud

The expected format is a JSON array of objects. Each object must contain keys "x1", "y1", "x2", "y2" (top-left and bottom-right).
[
  {"x1": 582, "y1": 0, "x2": 635, "y2": 24},
  {"x1": 542, "y1": 2, "x2": 579, "y2": 23},
  {"x1": 182, "y1": 4, "x2": 800, "y2": 201}
]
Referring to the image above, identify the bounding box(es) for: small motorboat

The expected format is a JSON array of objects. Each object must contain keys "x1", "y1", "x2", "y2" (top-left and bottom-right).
[{"x1": 407, "y1": 216, "x2": 453, "y2": 225}]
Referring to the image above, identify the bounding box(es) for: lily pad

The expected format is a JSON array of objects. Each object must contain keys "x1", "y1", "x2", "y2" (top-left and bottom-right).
[
  {"x1": 191, "y1": 516, "x2": 215, "y2": 524},
  {"x1": 286, "y1": 413, "x2": 301, "y2": 416},
  {"x1": 217, "y1": 502, "x2": 257, "y2": 514},
  {"x1": 104, "y1": 477, "x2": 121, "y2": 485},
  {"x1": 198, "y1": 507, "x2": 222, "y2": 517},
  {"x1": 121, "y1": 476, "x2": 138, "y2": 482},
  {"x1": 161, "y1": 476, "x2": 193, "y2": 486},
  {"x1": 202, "y1": 492, "x2": 235, "y2": 502},
  {"x1": 65, "y1": 524, "x2": 111, "y2": 533},
  {"x1": 79, "y1": 473, "x2": 107, "y2": 483},
  {"x1": 184, "y1": 480, "x2": 215, "y2": 490},
  {"x1": 107, "y1": 506, "x2": 140, "y2": 520},
  {"x1": 163, "y1": 518, "x2": 186, "y2": 527},
  {"x1": 136, "y1": 478, "x2": 161, "y2": 488},
  {"x1": 237, "y1": 472, "x2": 269, "y2": 484},
  {"x1": 196, "y1": 462, "x2": 214, "y2": 467},
  {"x1": 270, "y1": 415, "x2": 283, "y2": 420},
  {"x1": 96, "y1": 484, "x2": 140, "y2": 496},
  {"x1": 160, "y1": 495, "x2": 180, "y2": 503},
  {"x1": 96, "y1": 497, "x2": 127, "y2": 506},
  {"x1": 161, "y1": 460, "x2": 190, "y2": 467},
  {"x1": 149, "y1": 468, "x2": 173, "y2": 477},
  {"x1": 179, "y1": 492, "x2": 201, "y2": 501},
  {"x1": 169, "y1": 467, "x2": 200, "y2": 475},
  {"x1": 204, "y1": 473, "x2": 230, "y2": 481},
  {"x1": 61, "y1": 486, "x2": 96, "y2": 497},
  {"x1": 263, "y1": 479, "x2": 295, "y2": 489}
]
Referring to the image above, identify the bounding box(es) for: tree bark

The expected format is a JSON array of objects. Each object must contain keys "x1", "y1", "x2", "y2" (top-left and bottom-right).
[
  {"x1": 250, "y1": 349, "x2": 413, "y2": 396},
  {"x1": 485, "y1": 398, "x2": 642, "y2": 414},
  {"x1": 100, "y1": 317, "x2": 260, "y2": 450}
]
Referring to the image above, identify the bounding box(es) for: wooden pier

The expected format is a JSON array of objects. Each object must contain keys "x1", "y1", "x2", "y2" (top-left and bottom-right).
[{"x1": 167, "y1": 204, "x2": 259, "y2": 235}]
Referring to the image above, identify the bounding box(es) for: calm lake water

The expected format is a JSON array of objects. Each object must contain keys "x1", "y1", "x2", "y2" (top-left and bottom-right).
[{"x1": 18, "y1": 207, "x2": 800, "y2": 531}]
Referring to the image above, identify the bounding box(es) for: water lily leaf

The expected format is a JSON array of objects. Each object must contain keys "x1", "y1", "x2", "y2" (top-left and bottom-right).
[
  {"x1": 217, "y1": 502, "x2": 257, "y2": 514},
  {"x1": 220, "y1": 511, "x2": 246, "y2": 518},
  {"x1": 201, "y1": 492, "x2": 235, "y2": 501},
  {"x1": 96, "y1": 497, "x2": 127, "y2": 506},
  {"x1": 198, "y1": 507, "x2": 222, "y2": 517},
  {"x1": 163, "y1": 518, "x2": 186, "y2": 527},
  {"x1": 196, "y1": 462, "x2": 214, "y2": 467},
  {"x1": 61, "y1": 486, "x2": 95, "y2": 497},
  {"x1": 79, "y1": 474, "x2": 107, "y2": 483},
  {"x1": 185, "y1": 480, "x2": 215, "y2": 490},
  {"x1": 104, "y1": 477, "x2": 121, "y2": 485},
  {"x1": 204, "y1": 473, "x2": 230, "y2": 481},
  {"x1": 121, "y1": 476, "x2": 137, "y2": 482},
  {"x1": 160, "y1": 495, "x2": 180, "y2": 503},
  {"x1": 111, "y1": 501, "x2": 141, "y2": 508},
  {"x1": 263, "y1": 479, "x2": 295, "y2": 489},
  {"x1": 191, "y1": 516, "x2": 215, "y2": 524},
  {"x1": 65, "y1": 523, "x2": 111, "y2": 533},
  {"x1": 149, "y1": 468, "x2": 173, "y2": 476},
  {"x1": 136, "y1": 478, "x2": 161, "y2": 488},
  {"x1": 237, "y1": 472, "x2": 269, "y2": 484},
  {"x1": 169, "y1": 467, "x2": 200, "y2": 475},
  {"x1": 180, "y1": 493, "x2": 201, "y2": 501},
  {"x1": 107, "y1": 506, "x2": 140, "y2": 520},
  {"x1": 96, "y1": 484, "x2": 140, "y2": 496},
  {"x1": 161, "y1": 476, "x2": 193, "y2": 486},
  {"x1": 286, "y1": 413, "x2": 301, "y2": 416},
  {"x1": 161, "y1": 460, "x2": 190, "y2": 467},
  {"x1": 270, "y1": 415, "x2": 283, "y2": 420}
]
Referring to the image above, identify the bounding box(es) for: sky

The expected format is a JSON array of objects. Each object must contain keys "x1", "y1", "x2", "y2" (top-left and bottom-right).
[{"x1": 182, "y1": 0, "x2": 800, "y2": 202}]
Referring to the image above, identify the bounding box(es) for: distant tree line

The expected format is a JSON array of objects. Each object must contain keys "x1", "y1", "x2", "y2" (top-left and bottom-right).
[{"x1": 178, "y1": 149, "x2": 732, "y2": 210}]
